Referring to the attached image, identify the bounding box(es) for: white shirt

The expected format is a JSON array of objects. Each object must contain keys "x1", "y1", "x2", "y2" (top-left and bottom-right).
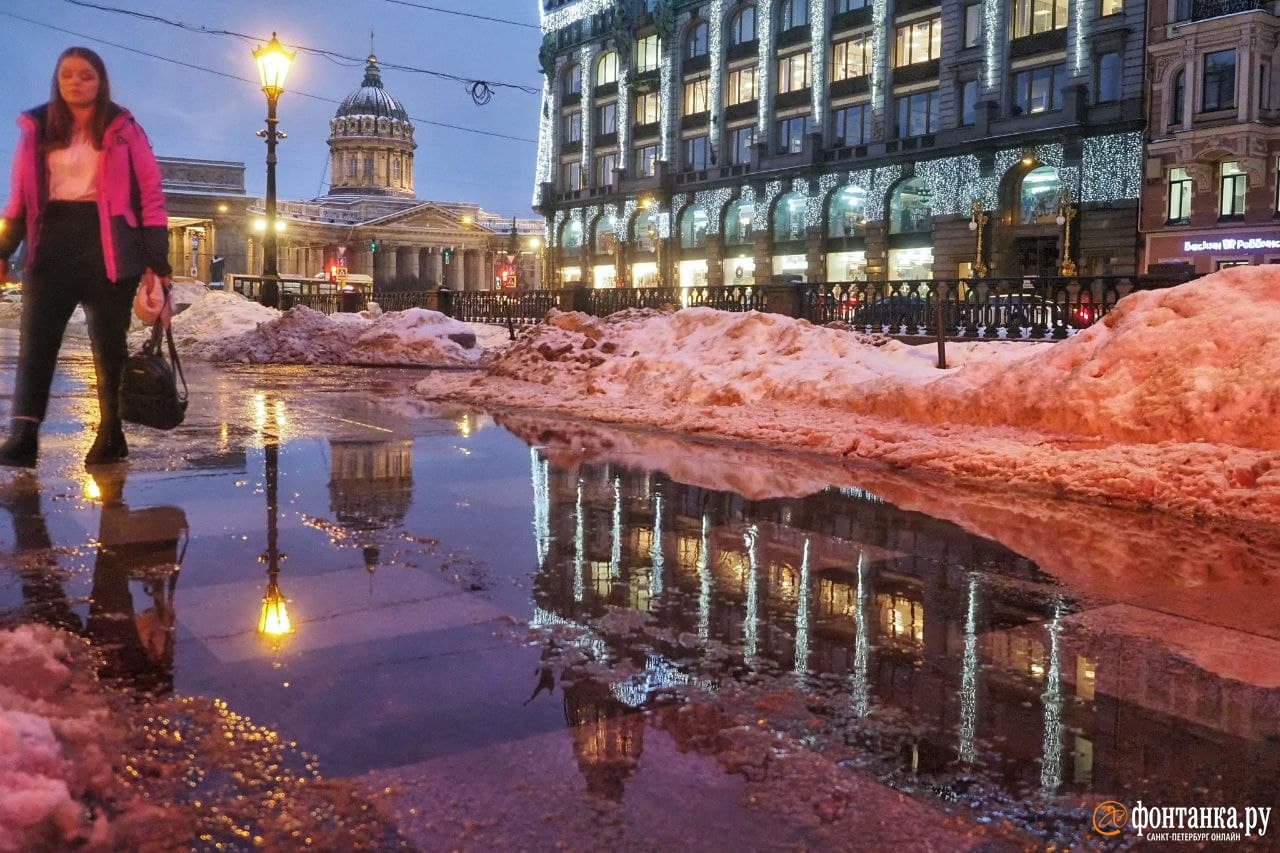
[{"x1": 48, "y1": 134, "x2": 100, "y2": 202}]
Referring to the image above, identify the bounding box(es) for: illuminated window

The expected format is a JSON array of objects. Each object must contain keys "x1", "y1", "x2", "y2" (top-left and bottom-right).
[
  {"x1": 1100, "y1": 0, "x2": 1123, "y2": 15},
  {"x1": 876, "y1": 593, "x2": 924, "y2": 648},
  {"x1": 724, "y1": 198, "x2": 755, "y2": 245},
  {"x1": 560, "y1": 217, "x2": 583, "y2": 248},
  {"x1": 680, "y1": 203, "x2": 710, "y2": 248},
  {"x1": 1220, "y1": 161, "x2": 1246, "y2": 217},
  {"x1": 832, "y1": 36, "x2": 871, "y2": 81},
  {"x1": 889, "y1": 177, "x2": 933, "y2": 234},
  {"x1": 635, "y1": 92, "x2": 661, "y2": 125},
  {"x1": 596, "y1": 51, "x2": 619, "y2": 86},
  {"x1": 828, "y1": 186, "x2": 868, "y2": 238},
  {"x1": 1168, "y1": 167, "x2": 1192, "y2": 222},
  {"x1": 1020, "y1": 166, "x2": 1062, "y2": 224},
  {"x1": 1012, "y1": 0, "x2": 1069, "y2": 38},
  {"x1": 1075, "y1": 655, "x2": 1097, "y2": 701},
  {"x1": 635, "y1": 36, "x2": 660, "y2": 72},
  {"x1": 683, "y1": 77, "x2": 710, "y2": 114},
  {"x1": 777, "y1": 51, "x2": 812, "y2": 93},
  {"x1": 773, "y1": 191, "x2": 807, "y2": 241},
  {"x1": 727, "y1": 66, "x2": 758, "y2": 105},
  {"x1": 895, "y1": 17, "x2": 941, "y2": 67}
]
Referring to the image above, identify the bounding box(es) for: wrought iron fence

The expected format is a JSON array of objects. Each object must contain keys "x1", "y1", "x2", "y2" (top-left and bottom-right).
[
  {"x1": 451, "y1": 290, "x2": 561, "y2": 325},
  {"x1": 374, "y1": 291, "x2": 432, "y2": 313},
  {"x1": 798, "y1": 276, "x2": 1184, "y2": 338},
  {"x1": 585, "y1": 284, "x2": 766, "y2": 316}
]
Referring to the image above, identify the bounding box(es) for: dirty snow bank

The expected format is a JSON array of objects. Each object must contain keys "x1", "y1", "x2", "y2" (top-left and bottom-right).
[
  {"x1": 417, "y1": 268, "x2": 1280, "y2": 522},
  {"x1": 125, "y1": 285, "x2": 508, "y2": 366},
  {"x1": 0, "y1": 625, "x2": 117, "y2": 851}
]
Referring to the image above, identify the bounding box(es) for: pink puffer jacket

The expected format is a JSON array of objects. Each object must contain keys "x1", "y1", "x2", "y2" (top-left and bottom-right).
[{"x1": 0, "y1": 103, "x2": 171, "y2": 281}]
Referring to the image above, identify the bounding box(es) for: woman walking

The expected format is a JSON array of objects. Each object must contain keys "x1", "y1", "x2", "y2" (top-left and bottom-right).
[{"x1": 0, "y1": 46, "x2": 172, "y2": 468}]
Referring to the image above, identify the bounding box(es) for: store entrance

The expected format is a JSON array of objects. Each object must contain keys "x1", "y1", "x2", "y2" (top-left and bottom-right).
[{"x1": 1013, "y1": 236, "x2": 1059, "y2": 277}]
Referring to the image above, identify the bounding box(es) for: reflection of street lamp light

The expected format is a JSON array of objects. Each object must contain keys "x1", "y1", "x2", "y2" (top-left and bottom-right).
[
  {"x1": 256, "y1": 425, "x2": 293, "y2": 647},
  {"x1": 253, "y1": 32, "x2": 296, "y2": 309},
  {"x1": 1056, "y1": 190, "x2": 1077, "y2": 277},
  {"x1": 968, "y1": 200, "x2": 989, "y2": 278}
]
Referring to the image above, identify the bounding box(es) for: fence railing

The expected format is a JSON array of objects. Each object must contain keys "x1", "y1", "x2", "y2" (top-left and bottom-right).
[{"x1": 249, "y1": 274, "x2": 1192, "y2": 339}]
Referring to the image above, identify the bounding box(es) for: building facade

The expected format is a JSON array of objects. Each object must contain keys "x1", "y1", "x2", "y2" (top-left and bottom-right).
[
  {"x1": 534, "y1": 0, "x2": 1148, "y2": 288},
  {"x1": 1142, "y1": 0, "x2": 1280, "y2": 275}
]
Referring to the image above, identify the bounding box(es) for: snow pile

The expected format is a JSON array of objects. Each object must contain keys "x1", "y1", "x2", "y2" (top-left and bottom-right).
[
  {"x1": 0, "y1": 625, "x2": 118, "y2": 850},
  {"x1": 419, "y1": 269, "x2": 1280, "y2": 521},
  {"x1": 145, "y1": 290, "x2": 280, "y2": 358},
  {"x1": 203, "y1": 305, "x2": 484, "y2": 366}
]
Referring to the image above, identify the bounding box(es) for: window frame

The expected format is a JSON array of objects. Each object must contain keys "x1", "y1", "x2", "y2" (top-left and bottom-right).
[
  {"x1": 959, "y1": 80, "x2": 979, "y2": 126},
  {"x1": 596, "y1": 51, "x2": 619, "y2": 86},
  {"x1": 778, "y1": 0, "x2": 809, "y2": 31},
  {"x1": 683, "y1": 77, "x2": 711, "y2": 115},
  {"x1": 635, "y1": 91, "x2": 661, "y2": 125},
  {"x1": 894, "y1": 89, "x2": 939, "y2": 138},
  {"x1": 563, "y1": 64, "x2": 581, "y2": 96},
  {"x1": 561, "y1": 160, "x2": 583, "y2": 191},
  {"x1": 832, "y1": 102, "x2": 871, "y2": 146},
  {"x1": 726, "y1": 65, "x2": 759, "y2": 105},
  {"x1": 894, "y1": 17, "x2": 942, "y2": 67},
  {"x1": 1219, "y1": 161, "x2": 1246, "y2": 217},
  {"x1": 775, "y1": 114, "x2": 811, "y2": 155},
  {"x1": 634, "y1": 144, "x2": 660, "y2": 177},
  {"x1": 683, "y1": 135, "x2": 711, "y2": 171},
  {"x1": 1012, "y1": 0, "x2": 1070, "y2": 39},
  {"x1": 685, "y1": 21, "x2": 709, "y2": 59},
  {"x1": 730, "y1": 7, "x2": 757, "y2": 46},
  {"x1": 635, "y1": 37, "x2": 660, "y2": 73},
  {"x1": 594, "y1": 152, "x2": 617, "y2": 188},
  {"x1": 596, "y1": 102, "x2": 618, "y2": 135},
  {"x1": 1202, "y1": 49, "x2": 1237, "y2": 112},
  {"x1": 832, "y1": 35, "x2": 871, "y2": 82},
  {"x1": 963, "y1": 4, "x2": 983, "y2": 48},
  {"x1": 730, "y1": 125, "x2": 757, "y2": 164},
  {"x1": 1096, "y1": 52, "x2": 1121, "y2": 104},
  {"x1": 562, "y1": 109, "x2": 583, "y2": 143},
  {"x1": 777, "y1": 51, "x2": 813, "y2": 94},
  {"x1": 1011, "y1": 63, "x2": 1065, "y2": 115},
  {"x1": 1167, "y1": 167, "x2": 1192, "y2": 223}
]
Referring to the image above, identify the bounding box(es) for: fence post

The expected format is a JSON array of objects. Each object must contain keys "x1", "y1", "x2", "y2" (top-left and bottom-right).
[
  {"x1": 437, "y1": 286, "x2": 453, "y2": 317},
  {"x1": 571, "y1": 282, "x2": 591, "y2": 314}
]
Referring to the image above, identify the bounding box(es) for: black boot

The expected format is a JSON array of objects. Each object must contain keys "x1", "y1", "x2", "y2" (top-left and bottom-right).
[
  {"x1": 84, "y1": 421, "x2": 127, "y2": 466},
  {"x1": 0, "y1": 419, "x2": 39, "y2": 468}
]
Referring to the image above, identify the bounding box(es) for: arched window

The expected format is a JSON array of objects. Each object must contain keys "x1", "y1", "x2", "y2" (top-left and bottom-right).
[
  {"x1": 563, "y1": 64, "x2": 581, "y2": 96},
  {"x1": 1019, "y1": 166, "x2": 1062, "y2": 224},
  {"x1": 827, "y1": 186, "x2": 868, "y2": 238},
  {"x1": 593, "y1": 215, "x2": 620, "y2": 253},
  {"x1": 888, "y1": 178, "x2": 933, "y2": 235},
  {"x1": 777, "y1": 0, "x2": 808, "y2": 30},
  {"x1": 561, "y1": 219, "x2": 583, "y2": 250},
  {"x1": 724, "y1": 199, "x2": 755, "y2": 246},
  {"x1": 680, "y1": 204, "x2": 710, "y2": 248},
  {"x1": 773, "y1": 192, "x2": 807, "y2": 242},
  {"x1": 686, "y1": 21, "x2": 709, "y2": 59},
  {"x1": 596, "y1": 52, "x2": 619, "y2": 86},
  {"x1": 1169, "y1": 69, "x2": 1185, "y2": 127},
  {"x1": 632, "y1": 209, "x2": 660, "y2": 251},
  {"x1": 729, "y1": 7, "x2": 757, "y2": 46}
]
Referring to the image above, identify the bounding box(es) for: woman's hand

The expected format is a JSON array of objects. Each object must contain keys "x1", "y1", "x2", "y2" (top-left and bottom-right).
[{"x1": 134, "y1": 271, "x2": 174, "y2": 327}]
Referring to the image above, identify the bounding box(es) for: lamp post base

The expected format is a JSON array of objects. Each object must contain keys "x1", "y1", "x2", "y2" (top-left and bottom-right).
[{"x1": 260, "y1": 276, "x2": 281, "y2": 309}]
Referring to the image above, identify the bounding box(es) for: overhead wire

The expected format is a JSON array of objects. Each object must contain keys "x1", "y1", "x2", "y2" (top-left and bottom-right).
[
  {"x1": 61, "y1": 0, "x2": 542, "y2": 101},
  {"x1": 0, "y1": 10, "x2": 538, "y2": 143},
  {"x1": 380, "y1": 0, "x2": 540, "y2": 30}
]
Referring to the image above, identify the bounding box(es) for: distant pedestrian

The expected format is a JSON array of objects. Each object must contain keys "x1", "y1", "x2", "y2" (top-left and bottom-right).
[{"x1": 0, "y1": 46, "x2": 172, "y2": 468}]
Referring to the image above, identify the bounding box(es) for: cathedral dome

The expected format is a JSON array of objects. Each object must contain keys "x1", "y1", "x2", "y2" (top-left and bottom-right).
[{"x1": 336, "y1": 56, "x2": 409, "y2": 121}]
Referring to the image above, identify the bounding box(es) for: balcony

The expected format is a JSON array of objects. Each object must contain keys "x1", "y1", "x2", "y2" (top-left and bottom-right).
[{"x1": 1176, "y1": 0, "x2": 1272, "y2": 21}]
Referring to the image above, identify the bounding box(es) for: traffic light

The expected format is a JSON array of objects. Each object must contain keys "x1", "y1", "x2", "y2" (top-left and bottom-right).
[
  {"x1": 442, "y1": 248, "x2": 453, "y2": 265},
  {"x1": 329, "y1": 264, "x2": 338, "y2": 279},
  {"x1": 368, "y1": 239, "x2": 378, "y2": 252}
]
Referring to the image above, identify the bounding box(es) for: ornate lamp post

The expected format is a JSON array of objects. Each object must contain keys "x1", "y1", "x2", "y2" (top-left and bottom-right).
[
  {"x1": 1056, "y1": 190, "x2": 1078, "y2": 277},
  {"x1": 253, "y1": 33, "x2": 296, "y2": 308},
  {"x1": 967, "y1": 200, "x2": 989, "y2": 278}
]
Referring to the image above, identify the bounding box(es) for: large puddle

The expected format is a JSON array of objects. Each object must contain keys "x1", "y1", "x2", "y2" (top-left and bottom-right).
[{"x1": 2, "y1": 379, "x2": 1279, "y2": 848}]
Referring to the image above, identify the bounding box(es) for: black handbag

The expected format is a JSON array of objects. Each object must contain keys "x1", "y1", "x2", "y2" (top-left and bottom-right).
[{"x1": 121, "y1": 321, "x2": 188, "y2": 430}]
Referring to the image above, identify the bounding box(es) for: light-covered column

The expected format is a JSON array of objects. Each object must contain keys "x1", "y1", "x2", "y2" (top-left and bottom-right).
[{"x1": 810, "y1": 0, "x2": 829, "y2": 136}]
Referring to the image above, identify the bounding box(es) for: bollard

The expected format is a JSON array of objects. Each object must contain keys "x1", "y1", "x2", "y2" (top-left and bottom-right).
[
  {"x1": 935, "y1": 298, "x2": 947, "y2": 369},
  {"x1": 438, "y1": 286, "x2": 453, "y2": 317},
  {"x1": 280, "y1": 291, "x2": 295, "y2": 311}
]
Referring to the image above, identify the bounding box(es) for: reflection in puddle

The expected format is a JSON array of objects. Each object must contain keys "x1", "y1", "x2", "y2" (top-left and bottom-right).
[{"x1": 2, "y1": 398, "x2": 1279, "y2": 846}]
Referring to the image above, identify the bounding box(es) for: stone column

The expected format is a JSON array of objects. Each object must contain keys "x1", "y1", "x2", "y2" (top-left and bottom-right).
[
  {"x1": 443, "y1": 249, "x2": 463, "y2": 289},
  {"x1": 751, "y1": 232, "x2": 772, "y2": 285},
  {"x1": 706, "y1": 234, "x2": 725, "y2": 286},
  {"x1": 806, "y1": 228, "x2": 825, "y2": 283},
  {"x1": 464, "y1": 249, "x2": 484, "y2": 291},
  {"x1": 398, "y1": 246, "x2": 420, "y2": 288},
  {"x1": 351, "y1": 249, "x2": 373, "y2": 276},
  {"x1": 423, "y1": 248, "x2": 443, "y2": 287},
  {"x1": 374, "y1": 245, "x2": 397, "y2": 292},
  {"x1": 246, "y1": 238, "x2": 258, "y2": 276}
]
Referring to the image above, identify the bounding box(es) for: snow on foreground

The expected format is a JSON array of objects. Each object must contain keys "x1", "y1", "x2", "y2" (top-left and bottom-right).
[
  {"x1": 417, "y1": 268, "x2": 1280, "y2": 523},
  {"x1": 0, "y1": 625, "x2": 117, "y2": 850},
  {"x1": 128, "y1": 287, "x2": 504, "y2": 366}
]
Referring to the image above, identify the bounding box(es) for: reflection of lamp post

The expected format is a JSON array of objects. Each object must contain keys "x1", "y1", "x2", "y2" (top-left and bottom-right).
[
  {"x1": 1055, "y1": 191, "x2": 1077, "y2": 277},
  {"x1": 967, "y1": 200, "x2": 989, "y2": 278},
  {"x1": 252, "y1": 33, "x2": 296, "y2": 309},
  {"x1": 256, "y1": 438, "x2": 293, "y2": 646}
]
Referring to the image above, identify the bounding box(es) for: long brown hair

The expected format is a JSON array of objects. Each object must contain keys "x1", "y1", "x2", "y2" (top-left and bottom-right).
[{"x1": 44, "y1": 47, "x2": 112, "y2": 152}]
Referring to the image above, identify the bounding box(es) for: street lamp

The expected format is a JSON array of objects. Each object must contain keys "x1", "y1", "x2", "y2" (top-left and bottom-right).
[
  {"x1": 1055, "y1": 190, "x2": 1078, "y2": 277},
  {"x1": 967, "y1": 200, "x2": 989, "y2": 278},
  {"x1": 253, "y1": 32, "x2": 296, "y2": 308}
]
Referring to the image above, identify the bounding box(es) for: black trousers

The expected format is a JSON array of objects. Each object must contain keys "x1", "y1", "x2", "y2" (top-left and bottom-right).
[{"x1": 13, "y1": 201, "x2": 139, "y2": 424}]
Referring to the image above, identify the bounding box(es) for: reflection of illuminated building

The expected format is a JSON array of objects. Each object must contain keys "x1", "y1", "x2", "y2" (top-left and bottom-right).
[
  {"x1": 529, "y1": 449, "x2": 1280, "y2": 807},
  {"x1": 563, "y1": 677, "x2": 645, "y2": 802},
  {"x1": 328, "y1": 440, "x2": 414, "y2": 568}
]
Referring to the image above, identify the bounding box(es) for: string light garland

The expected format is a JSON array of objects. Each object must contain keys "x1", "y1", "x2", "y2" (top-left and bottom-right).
[
  {"x1": 1073, "y1": 0, "x2": 1089, "y2": 76},
  {"x1": 871, "y1": 0, "x2": 888, "y2": 137},
  {"x1": 541, "y1": 0, "x2": 618, "y2": 33},
  {"x1": 810, "y1": 0, "x2": 830, "y2": 133},
  {"x1": 757, "y1": 0, "x2": 776, "y2": 135},
  {"x1": 708, "y1": 0, "x2": 725, "y2": 160},
  {"x1": 579, "y1": 45, "x2": 596, "y2": 178},
  {"x1": 983, "y1": 0, "x2": 1002, "y2": 90}
]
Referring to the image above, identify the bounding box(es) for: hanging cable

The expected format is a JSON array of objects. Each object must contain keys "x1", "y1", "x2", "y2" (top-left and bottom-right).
[
  {"x1": 0, "y1": 11, "x2": 538, "y2": 143},
  {"x1": 381, "y1": 0, "x2": 539, "y2": 29},
  {"x1": 61, "y1": 0, "x2": 541, "y2": 97}
]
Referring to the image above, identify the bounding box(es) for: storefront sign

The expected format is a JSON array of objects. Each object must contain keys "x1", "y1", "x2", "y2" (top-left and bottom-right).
[{"x1": 1183, "y1": 237, "x2": 1280, "y2": 252}]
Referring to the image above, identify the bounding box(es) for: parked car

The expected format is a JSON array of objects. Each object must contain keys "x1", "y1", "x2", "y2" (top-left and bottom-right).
[{"x1": 964, "y1": 293, "x2": 1064, "y2": 330}]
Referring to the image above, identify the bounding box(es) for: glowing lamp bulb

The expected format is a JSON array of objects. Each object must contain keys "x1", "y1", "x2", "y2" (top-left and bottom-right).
[{"x1": 257, "y1": 577, "x2": 293, "y2": 638}]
